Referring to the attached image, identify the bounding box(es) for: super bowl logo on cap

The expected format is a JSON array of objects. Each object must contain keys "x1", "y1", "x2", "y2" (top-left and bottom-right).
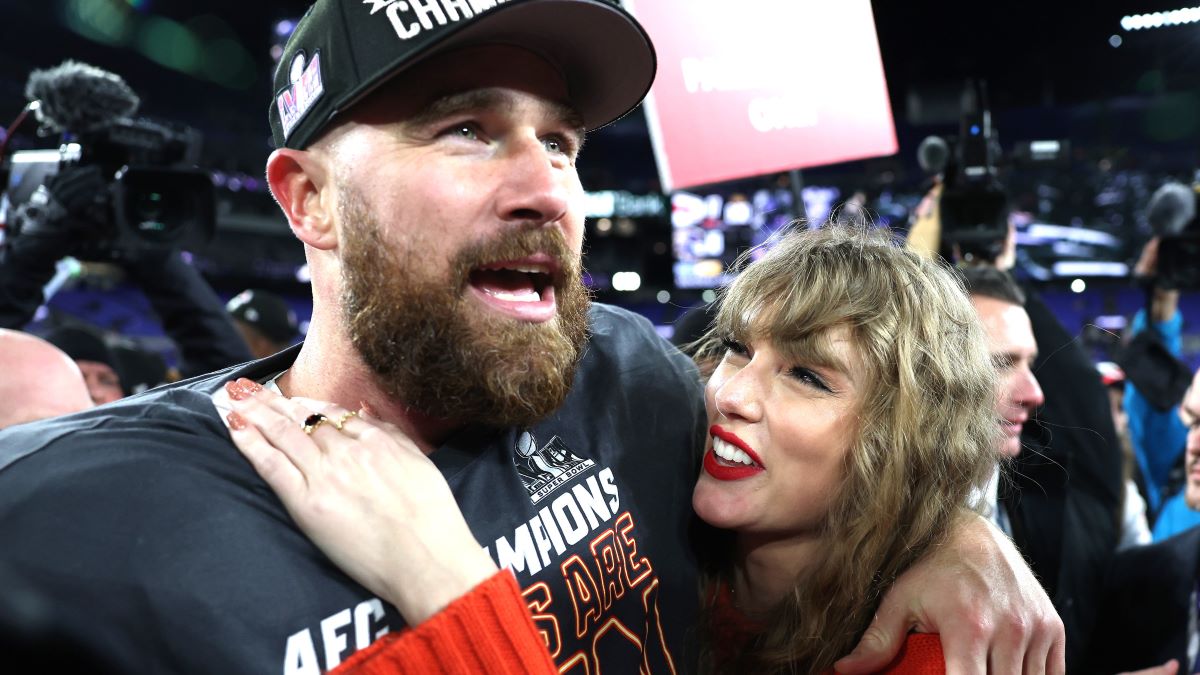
[{"x1": 276, "y1": 50, "x2": 325, "y2": 140}]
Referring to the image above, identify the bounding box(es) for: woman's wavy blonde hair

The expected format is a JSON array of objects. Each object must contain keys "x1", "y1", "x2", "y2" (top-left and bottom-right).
[{"x1": 694, "y1": 224, "x2": 999, "y2": 673}]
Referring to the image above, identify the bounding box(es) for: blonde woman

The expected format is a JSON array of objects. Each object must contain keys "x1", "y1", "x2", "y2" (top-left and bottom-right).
[
  {"x1": 222, "y1": 226, "x2": 1059, "y2": 673},
  {"x1": 688, "y1": 225, "x2": 998, "y2": 672}
]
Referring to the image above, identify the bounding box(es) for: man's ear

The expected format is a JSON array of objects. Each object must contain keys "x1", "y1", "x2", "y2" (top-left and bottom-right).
[{"x1": 266, "y1": 148, "x2": 337, "y2": 250}]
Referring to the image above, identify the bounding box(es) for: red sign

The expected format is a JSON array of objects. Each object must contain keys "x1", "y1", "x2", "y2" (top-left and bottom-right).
[{"x1": 624, "y1": 0, "x2": 898, "y2": 191}]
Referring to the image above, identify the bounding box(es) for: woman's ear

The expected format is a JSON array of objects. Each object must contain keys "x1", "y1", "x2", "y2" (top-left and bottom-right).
[{"x1": 266, "y1": 148, "x2": 337, "y2": 250}]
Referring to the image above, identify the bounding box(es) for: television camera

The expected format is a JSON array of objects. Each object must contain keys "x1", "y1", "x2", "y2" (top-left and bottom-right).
[
  {"x1": 0, "y1": 61, "x2": 215, "y2": 261},
  {"x1": 917, "y1": 79, "x2": 1067, "y2": 264},
  {"x1": 1145, "y1": 179, "x2": 1200, "y2": 290}
]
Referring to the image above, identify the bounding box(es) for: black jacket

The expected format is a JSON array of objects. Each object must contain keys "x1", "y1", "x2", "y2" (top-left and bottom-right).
[
  {"x1": 1085, "y1": 525, "x2": 1200, "y2": 672},
  {"x1": 1004, "y1": 285, "x2": 1124, "y2": 672},
  {"x1": 0, "y1": 247, "x2": 252, "y2": 375}
]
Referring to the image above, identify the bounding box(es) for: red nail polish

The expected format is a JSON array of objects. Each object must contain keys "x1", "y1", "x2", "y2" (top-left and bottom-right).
[
  {"x1": 359, "y1": 400, "x2": 378, "y2": 419},
  {"x1": 227, "y1": 411, "x2": 247, "y2": 430},
  {"x1": 237, "y1": 378, "x2": 263, "y2": 393},
  {"x1": 225, "y1": 380, "x2": 249, "y2": 401}
]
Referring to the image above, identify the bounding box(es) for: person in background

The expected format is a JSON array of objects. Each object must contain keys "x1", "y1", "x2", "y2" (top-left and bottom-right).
[
  {"x1": 1122, "y1": 235, "x2": 1195, "y2": 540},
  {"x1": 1097, "y1": 361, "x2": 1154, "y2": 549},
  {"x1": 908, "y1": 192, "x2": 1126, "y2": 671},
  {"x1": 959, "y1": 265, "x2": 1122, "y2": 671},
  {"x1": 1086, "y1": 365, "x2": 1200, "y2": 673},
  {"x1": 0, "y1": 165, "x2": 254, "y2": 377},
  {"x1": 1178, "y1": 368, "x2": 1200, "y2": 515},
  {"x1": 0, "y1": 328, "x2": 93, "y2": 429},
  {"x1": 226, "y1": 288, "x2": 300, "y2": 359},
  {"x1": 43, "y1": 325, "x2": 124, "y2": 405},
  {"x1": 111, "y1": 343, "x2": 173, "y2": 396}
]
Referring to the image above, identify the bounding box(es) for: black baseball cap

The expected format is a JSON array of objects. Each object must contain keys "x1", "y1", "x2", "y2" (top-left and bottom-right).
[
  {"x1": 269, "y1": 0, "x2": 657, "y2": 150},
  {"x1": 226, "y1": 289, "x2": 300, "y2": 344},
  {"x1": 44, "y1": 326, "x2": 117, "y2": 371}
]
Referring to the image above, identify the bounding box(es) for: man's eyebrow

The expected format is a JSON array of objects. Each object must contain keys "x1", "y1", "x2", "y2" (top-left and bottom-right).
[
  {"x1": 1182, "y1": 400, "x2": 1200, "y2": 425},
  {"x1": 407, "y1": 89, "x2": 587, "y2": 139}
]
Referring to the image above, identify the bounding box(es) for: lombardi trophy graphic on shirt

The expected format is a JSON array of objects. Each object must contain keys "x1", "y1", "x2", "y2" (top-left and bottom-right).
[{"x1": 513, "y1": 431, "x2": 594, "y2": 504}]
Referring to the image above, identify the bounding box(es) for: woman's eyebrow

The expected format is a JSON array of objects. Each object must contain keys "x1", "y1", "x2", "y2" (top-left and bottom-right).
[{"x1": 777, "y1": 337, "x2": 856, "y2": 384}]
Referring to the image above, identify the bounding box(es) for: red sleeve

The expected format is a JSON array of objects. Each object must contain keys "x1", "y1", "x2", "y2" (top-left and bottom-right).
[
  {"x1": 876, "y1": 633, "x2": 945, "y2": 675},
  {"x1": 333, "y1": 570, "x2": 558, "y2": 675}
]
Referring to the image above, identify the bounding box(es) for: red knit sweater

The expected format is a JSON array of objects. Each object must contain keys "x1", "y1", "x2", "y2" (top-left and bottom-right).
[
  {"x1": 710, "y1": 581, "x2": 945, "y2": 674},
  {"x1": 334, "y1": 571, "x2": 944, "y2": 674},
  {"x1": 334, "y1": 571, "x2": 556, "y2": 675}
]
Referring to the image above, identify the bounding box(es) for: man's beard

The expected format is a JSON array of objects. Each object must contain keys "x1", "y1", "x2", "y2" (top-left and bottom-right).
[{"x1": 338, "y1": 186, "x2": 591, "y2": 429}]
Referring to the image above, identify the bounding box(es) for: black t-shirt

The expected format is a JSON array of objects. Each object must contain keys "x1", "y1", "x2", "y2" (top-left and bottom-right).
[{"x1": 0, "y1": 304, "x2": 706, "y2": 674}]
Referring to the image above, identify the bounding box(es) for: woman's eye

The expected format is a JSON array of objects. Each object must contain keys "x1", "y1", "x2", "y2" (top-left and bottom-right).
[
  {"x1": 721, "y1": 337, "x2": 749, "y2": 357},
  {"x1": 788, "y1": 366, "x2": 831, "y2": 392}
]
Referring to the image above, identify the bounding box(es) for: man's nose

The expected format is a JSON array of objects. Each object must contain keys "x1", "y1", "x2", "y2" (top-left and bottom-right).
[
  {"x1": 494, "y1": 136, "x2": 570, "y2": 226},
  {"x1": 1016, "y1": 367, "x2": 1045, "y2": 410}
]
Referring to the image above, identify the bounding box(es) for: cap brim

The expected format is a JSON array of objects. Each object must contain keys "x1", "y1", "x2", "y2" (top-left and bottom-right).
[{"x1": 334, "y1": 0, "x2": 656, "y2": 132}]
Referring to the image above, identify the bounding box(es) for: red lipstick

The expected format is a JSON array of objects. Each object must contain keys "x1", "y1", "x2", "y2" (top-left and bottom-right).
[{"x1": 703, "y1": 425, "x2": 766, "y2": 481}]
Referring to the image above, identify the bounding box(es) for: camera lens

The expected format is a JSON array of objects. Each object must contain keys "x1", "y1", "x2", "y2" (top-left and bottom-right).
[{"x1": 134, "y1": 192, "x2": 167, "y2": 231}]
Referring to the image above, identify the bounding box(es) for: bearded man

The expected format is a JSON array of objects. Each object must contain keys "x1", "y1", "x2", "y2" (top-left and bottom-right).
[{"x1": 0, "y1": 1, "x2": 1062, "y2": 673}]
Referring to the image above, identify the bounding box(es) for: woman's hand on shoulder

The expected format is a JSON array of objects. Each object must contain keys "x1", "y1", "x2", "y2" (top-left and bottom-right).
[{"x1": 213, "y1": 378, "x2": 497, "y2": 624}]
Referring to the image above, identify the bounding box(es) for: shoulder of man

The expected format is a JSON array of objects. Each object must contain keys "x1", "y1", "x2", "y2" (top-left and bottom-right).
[
  {"x1": 0, "y1": 346, "x2": 302, "y2": 521},
  {"x1": 0, "y1": 347, "x2": 296, "y2": 474},
  {"x1": 587, "y1": 303, "x2": 700, "y2": 382},
  {"x1": 0, "y1": 347, "x2": 334, "y2": 674},
  {"x1": 577, "y1": 303, "x2": 707, "y2": 454}
]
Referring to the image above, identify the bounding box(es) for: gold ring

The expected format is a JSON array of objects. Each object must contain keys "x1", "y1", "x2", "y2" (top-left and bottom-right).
[
  {"x1": 332, "y1": 410, "x2": 358, "y2": 430},
  {"x1": 301, "y1": 413, "x2": 329, "y2": 435}
]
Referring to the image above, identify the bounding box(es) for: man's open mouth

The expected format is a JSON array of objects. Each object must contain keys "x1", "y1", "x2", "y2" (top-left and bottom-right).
[
  {"x1": 467, "y1": 257, "x2": 560, "y2": 321},
  {"x1": 470, "y1": 262, "x2": 554, "y2": 302}
]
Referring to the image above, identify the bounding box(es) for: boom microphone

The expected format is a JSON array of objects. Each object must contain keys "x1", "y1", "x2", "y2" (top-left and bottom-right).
[
  {"x1": 24, "y1": 60, "x2": 140, "y2": 134},
  {"x1": 1146, "y1": 182, "x2": 1197, "y2": 237},
  {"x1": 917, "y1": 135, "x2": 949, "y2": 175}
]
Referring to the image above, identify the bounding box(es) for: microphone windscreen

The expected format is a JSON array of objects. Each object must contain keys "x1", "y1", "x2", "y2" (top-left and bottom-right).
[
  {"x1": 917, "y1": 136, "x2": 949, "y2": 175},
  {"x1": 1146, "y1": 182, "x2": 1197, "y2": 237},
  {"x1": 24, "y1": 60, "x2": 140, "y2": 134}
]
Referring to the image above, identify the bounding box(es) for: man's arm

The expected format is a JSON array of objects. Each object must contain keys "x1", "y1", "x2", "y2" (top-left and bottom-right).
[
  {"x1": 0, "y1": 167, "x2": 106, "y2": 328},
  {"x1": 835, "y1": 511, "x2": 1065, "y2": 675},
  {"x1": 1124, "y1": 237, "x2": 1189, "y2": 513}
]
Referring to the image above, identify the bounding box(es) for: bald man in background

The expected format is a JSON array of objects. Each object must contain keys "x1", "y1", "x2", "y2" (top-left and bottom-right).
[{"x1": 0, "y1": 329, "x2": 93, "y2": 430}]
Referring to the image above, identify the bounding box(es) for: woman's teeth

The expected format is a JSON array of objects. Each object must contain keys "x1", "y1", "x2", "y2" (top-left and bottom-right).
[{"x1": 712, "y1": 437, "x2": 757, "y2": 466}]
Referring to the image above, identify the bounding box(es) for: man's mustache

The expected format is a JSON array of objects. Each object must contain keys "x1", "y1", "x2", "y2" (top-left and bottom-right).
[{"x1": 452, "y1": 226, "x2": 581, "y2": 286}]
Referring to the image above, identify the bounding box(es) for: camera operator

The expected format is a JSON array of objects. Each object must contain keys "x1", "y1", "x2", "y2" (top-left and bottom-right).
[
  {"x1": 905, "y1": 125, "x2": 1124, "y2": 671},
  {"x1": 0, "y1": 165, "x2": 104, "y2": 328},
  {"x1": 1121, "y1": 186, "x2": 1196, "y2": 539},
  {"x1": 0, "y1": 62, "x2": 253, "y2": 377},
  {"x1": 0, "y1": 166, "x2": 253, "y2": 377}
]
